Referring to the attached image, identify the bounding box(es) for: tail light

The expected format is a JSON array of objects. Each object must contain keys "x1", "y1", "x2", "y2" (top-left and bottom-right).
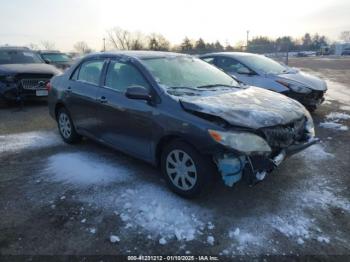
[{"x1": 46, "y1": 81, "x2": 52, "y2": 92}]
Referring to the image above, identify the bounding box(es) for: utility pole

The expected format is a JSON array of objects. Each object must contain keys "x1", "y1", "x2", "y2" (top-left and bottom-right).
[
  {"x1": 103, "y1": 38, "x2": 106, "y2": 52},
  {"x1": 246, "y1": 30, "x2": 250, "y2": 52}
]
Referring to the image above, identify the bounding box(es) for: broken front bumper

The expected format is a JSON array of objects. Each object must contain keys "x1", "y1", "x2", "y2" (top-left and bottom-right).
[
  {"x1": 287, "y1": 90, "x2": 326, "y2": 108},
  {"x1": 215, "y1": 137, "x2": 319, "y2": 187}
]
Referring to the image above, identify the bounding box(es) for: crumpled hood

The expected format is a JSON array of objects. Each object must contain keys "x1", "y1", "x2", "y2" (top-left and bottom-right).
[
  {"x1": 275, "y1": 71, "x2": 327, "y2": 91},
  {"x1": 0, "y1": 63, "x2": 60, "y2": 75},
  {"x1": 180, "y1": 86, "x2": 306, "y2": 129}
]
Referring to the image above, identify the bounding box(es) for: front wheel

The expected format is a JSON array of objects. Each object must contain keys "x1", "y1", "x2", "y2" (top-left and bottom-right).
[
  {"x1": 161, "y1": 140, "x2": 216, "y2": 198},
  {"x1": 57, "y1": 107, "x2": 81, "y2": 144}
]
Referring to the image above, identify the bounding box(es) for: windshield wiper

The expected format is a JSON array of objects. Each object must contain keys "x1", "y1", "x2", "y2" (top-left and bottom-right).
[{"x1": 196, "y1": 84, "x2": 236, "y2": 89}]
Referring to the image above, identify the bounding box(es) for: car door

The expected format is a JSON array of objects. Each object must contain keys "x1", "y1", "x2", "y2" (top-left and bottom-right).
[
  {"x1": 95, "y1": 59, "x2": 155, "y2": 161},
  {"x1": 214, "y1": 56, "x2": 259, "y2": 85},
  {"x1": 65, "y1": 59, "x2": 106, "y2": 134}
]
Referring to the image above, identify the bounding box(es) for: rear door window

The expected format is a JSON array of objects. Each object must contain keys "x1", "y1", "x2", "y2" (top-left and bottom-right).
[{"x1": 76, "y1": 60, "x2": 104, "y2": 85}]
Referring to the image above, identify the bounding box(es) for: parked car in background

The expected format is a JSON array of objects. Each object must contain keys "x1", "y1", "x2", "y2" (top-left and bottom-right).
[
  {"x1": 199, "y1": 52, "x2": 327, "y2": 111},
  {"x1": 341, "y1": 48, "x2": 350, "y2": 56},
  {"x1": 37, "y1": 50, "x2": 74, "y2": 71},
  {"x1": 0, "y1": 46, "x2": 60, "y2": 107},
  {"x1": 49, "y1": 51, "x2": 318, "y2": 198}
]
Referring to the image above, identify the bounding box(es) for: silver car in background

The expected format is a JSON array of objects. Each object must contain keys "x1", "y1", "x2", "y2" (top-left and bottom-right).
[{"x1": 199, "y1": 52, "x2": 327, "y2": 111}]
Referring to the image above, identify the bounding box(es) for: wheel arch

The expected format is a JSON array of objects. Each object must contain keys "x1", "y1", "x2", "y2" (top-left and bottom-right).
[{"x1": 155, "y1": 134, "x2": 200, "y2": 167}]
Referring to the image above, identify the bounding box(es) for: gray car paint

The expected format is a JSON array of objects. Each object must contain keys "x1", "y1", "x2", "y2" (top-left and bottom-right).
[
  {"x1": 48, "y1": 51, "x2": 314, "y2": 166},
  {"x1": 180, "y1": 86, "x2": 305, "y2": 129},
  {"x1": 199, "y1": 52, "x2": 327, "y2": 93}
]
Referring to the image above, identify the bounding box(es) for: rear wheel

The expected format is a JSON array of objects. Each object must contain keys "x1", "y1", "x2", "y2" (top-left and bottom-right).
[
  {"x1": 161, "y1": 140, "x2": 216, "y2": 198},
  {"x1": 57, "y1": 107, "x2": 81, "y2": 144}
]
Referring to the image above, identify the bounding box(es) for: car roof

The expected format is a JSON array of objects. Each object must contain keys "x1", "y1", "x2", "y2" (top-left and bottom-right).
[
  {"x1": 37, "y1": 50, "x2": 62, "y2": 54},
  {"x1": 0, "y1": 46, "x2": 31, "y2": 51},
  {"x1": 84, "y1": 50, "x2": 188, "y2": 60},
  {"x1": 200, "y1": 52, "x2": 259, "y2": 58}
]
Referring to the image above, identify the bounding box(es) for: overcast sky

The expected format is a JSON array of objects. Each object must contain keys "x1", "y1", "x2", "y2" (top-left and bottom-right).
[{"x1": 0, "y1": 0, "x2": 349, "y2": 51}]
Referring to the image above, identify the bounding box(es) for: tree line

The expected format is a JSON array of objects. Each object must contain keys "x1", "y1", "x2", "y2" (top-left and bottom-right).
[{"x1": 28, "y1": 28, "x2": 349, "y2": 55}]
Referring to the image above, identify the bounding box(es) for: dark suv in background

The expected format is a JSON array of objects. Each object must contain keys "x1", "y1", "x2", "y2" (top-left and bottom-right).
[
  {"x1": 0, "y1": 46, "x2": 60, "y2": 107},
  {"x1": 48, "y1": 51, "x2": 317, "y2": 198},
  {"x1": 38, "y1": 50, "x2": 74, "y2": 71}
]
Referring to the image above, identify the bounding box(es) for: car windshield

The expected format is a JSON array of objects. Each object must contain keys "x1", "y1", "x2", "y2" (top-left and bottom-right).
[
  {"x1": 141, "y1": 56, "x2": 239, "y2": 91},
  {"x1": 0, "y1": 50, "x2": 43, "y2": 64},
  {"x1": 41, "y1": 53, "x2": 72, "y2": 63},
  {"x1": 238, "y1": 54, "x2": 288, "y2": 75}
]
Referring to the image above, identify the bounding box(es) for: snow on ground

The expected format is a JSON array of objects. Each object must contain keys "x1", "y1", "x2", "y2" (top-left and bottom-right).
[
  {"x1": 320, "y1": 121, "x2": 348, "y2": 131},
  {"x1": 0, "y1": 131, "x2": 62, "y2": 154},
  {"x1": 319, "y1": 111, "x2": 350, "y2": 131},
  {"x1": 325, "y1": 80, "x2": 350, "y2": 106},
  {"x1": 38, "y1": 139, "x2": 349, "y2": 254},
  {"x1": 43, "y1": 152, "x2": 211, "y2": 244},
  {"x1": 293, "y1": 144, "x2": 334, "y2": 162},
  {"x1": 326, "y1": 112, "x2": 350, "y2": 120},
  {"x1": 46, "y1": 152, "x2": 133, "y2": 186}
]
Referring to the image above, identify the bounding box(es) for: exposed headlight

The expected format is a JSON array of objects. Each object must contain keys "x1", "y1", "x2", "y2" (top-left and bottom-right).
[
  {"x1": 303, "y1": 109, "x2": 315, "y2": 138},
  {"x1": 208, "y1": 130, "x2": 271, "y2": 154},
  {"x1": 276, "y1": 80, "x2": 311, "y2": 94}
]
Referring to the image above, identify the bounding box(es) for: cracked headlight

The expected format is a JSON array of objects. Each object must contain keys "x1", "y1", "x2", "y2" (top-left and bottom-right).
[
  {"x1": 208, "y1": 130, "x2": 271, "y2": 154},
  {"x1": 303, "y1": 109, "x2": 315, "y2": 138},
  {"x1": 276, "y1": 80, "x2": 312, "y2": 94}
]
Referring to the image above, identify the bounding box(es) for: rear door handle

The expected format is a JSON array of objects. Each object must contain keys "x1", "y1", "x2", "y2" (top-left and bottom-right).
[
  {"x1": 97, "y1": 96, "x2": 108, "y2": 103},
  {"x1": 66, "y1": 86, "x2": 72, "y2": 93}
]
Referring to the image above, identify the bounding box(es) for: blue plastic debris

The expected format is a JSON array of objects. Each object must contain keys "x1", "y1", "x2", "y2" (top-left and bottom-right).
[{"x1": 217, "y1": 155, "x2": 246, "y2": 187}]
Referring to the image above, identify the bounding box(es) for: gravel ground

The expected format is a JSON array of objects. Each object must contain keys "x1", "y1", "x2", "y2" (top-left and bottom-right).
[{"x1": 0, "y1": 57, "x2": 349, "y2": 259}]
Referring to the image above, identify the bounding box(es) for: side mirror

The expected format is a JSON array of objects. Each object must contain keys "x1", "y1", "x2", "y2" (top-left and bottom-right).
[
  {"x1": 43, "y1": 59, "x2": 51, "y2": 64},
  {"x1": 125, "y1": 85, "x2": 152, "y2": 101},
  {"x1": 237, "y1": 67, "x2": 253, "y2": 75}
]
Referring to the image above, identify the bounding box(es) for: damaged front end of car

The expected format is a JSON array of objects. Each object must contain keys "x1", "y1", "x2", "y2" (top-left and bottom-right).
[{"x1": 210, "y1": 110, "x2": 318, "y2": 186}]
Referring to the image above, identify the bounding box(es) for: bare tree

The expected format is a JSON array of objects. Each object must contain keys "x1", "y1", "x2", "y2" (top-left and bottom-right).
[
  {"x1": 28, "y1": 43, "x2": 39, "y2": 50},
  {"x1": 148, "y1": 33, "x2": 170, "y2": 51},
  {"x1": 340, "y1": 31, "x2": 350, "y2": 42},
  {"x1": 107, "y1": 27, "x2": 146, "y2": 50},
  {"x1": 74, "y1": 41, "x2": 92, "y2": 54},
  {"x1": 40, "y1": 41, "x2": 56, "y2": 50}
]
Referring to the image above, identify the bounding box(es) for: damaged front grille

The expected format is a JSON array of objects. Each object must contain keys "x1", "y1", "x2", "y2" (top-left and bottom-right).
[
  {"x1": 261, "y1": 117, "x2": 306, "y2": 148},
  {"x1": 21, "y1": 78, "x2": 50, "y2": 90}
]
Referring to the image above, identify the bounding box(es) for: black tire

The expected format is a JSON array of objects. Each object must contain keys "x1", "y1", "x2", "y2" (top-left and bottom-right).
[
  {"x1": 306, "y1": 105, "x2": 317, "y2": 113},
  {"x1": 0, "y1": 96, "x2": 8, "y2": 108},
  {"x1": 57, "y1": 107, "x2": 81, "y2": 144},
  {"x1": 160, "y1": 140, "x2": 217, "y2": 198}
]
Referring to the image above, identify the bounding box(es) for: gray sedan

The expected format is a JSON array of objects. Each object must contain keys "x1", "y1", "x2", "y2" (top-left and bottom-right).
[{"x1": 199, "y1": 52, "x2": 327, "y2": 111}]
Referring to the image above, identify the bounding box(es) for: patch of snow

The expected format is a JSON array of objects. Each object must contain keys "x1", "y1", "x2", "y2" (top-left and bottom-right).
[
  {"x1": 0, "y1": 131, "x2": 62, "y2": 154},
  {"x1": 320, "y1": 121, "x2": 348, "y2": 131},
  {"x1": 60, "y1": 195, "x2": 66, "y2": 200},
  {"x1": 326, "y1": 112, "x2": 350, "y2": 120},
  {"x1": 340, "y1": 105, "x2": 350, "y2": 111},
  {"x1": 112, "y1": 184, "x2": 210, "y2": 242},
  {"x1": 110, "y1": 235, "x2": 120, "y2": 243},
  {"x1": 325, "y1": 80, "x2": 350, "y2": 105},
  {"x1": 271, "y1": 215, "x2": 312, "y2": 239},
  {"x1": 294, "y1": 144, "x2": 334, "y2": 161},
  {"x1": 297, "y1": 238, "x2": 304, "y2": 245},
  {"x1": 81, "y1": 218, "x2": 86, "y2": 223},
  {"x1": 207, "y1": 236, "x2": 215, "y2": 245},
  {"x1": 317, "y1": 236, "x2": 330, "y2": 244},
  {"x1": 207, "y1": 222, "x2": 215, "y2": 230},
  {"x1": 45, "y1": 152, "x2": 133, "y2": 186},
  {"x1": 159, "y1": 237, "x2": 167, "y2": 245},
  {"x1": 89, "y1": 228, "x2": 96, "y2": 234}
]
